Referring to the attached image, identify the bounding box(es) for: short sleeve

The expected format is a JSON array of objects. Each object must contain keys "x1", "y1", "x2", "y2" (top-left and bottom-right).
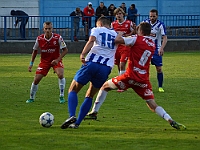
[
  {"x1": 59, "y1": 35, "x2": 67, "y2": 49},
  {"x1": 33, "y1": 37, "x2": 39, "y2": 50},
  {"x1": 90, "y1": 28, "x2": 99, "y2": 38},
  {"x1": 122, "y1": 35, "x2": 137, "y2": 46}
]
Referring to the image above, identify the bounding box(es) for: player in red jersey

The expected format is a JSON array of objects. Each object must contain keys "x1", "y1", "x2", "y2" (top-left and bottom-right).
[
  {"x1": 111, "y1": 7, "x2": 136, "y2": 92},
  {"x1": 26, "y1": 21, "x2": 68, "y2": 104},
  {"x1": 86, "y1": 22, "x2": 186, "y2": 130}
]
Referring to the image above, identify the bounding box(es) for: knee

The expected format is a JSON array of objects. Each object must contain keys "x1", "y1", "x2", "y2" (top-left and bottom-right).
[
  {"x1": 57, "y1": 73, "x2": 64, "y2": 79},
  {"x1": 156, "y1": 67, "x2": 162, "y2": 73}
]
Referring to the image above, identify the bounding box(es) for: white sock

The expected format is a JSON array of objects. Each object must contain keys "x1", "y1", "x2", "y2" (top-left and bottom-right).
[
  {"x1": 30, "y1": 83, "x2": 38, "y2": 99},
  {"x1": 155, "y1": 106, "x2": 172, "y2": 121},
  {"x1": 119, "y1": 70, "x2": 125, "y2": 75},
  {"x1": 59, "y1": 78, "x2": 66, "y2": 97},
  {"x1": 91, "y1": 90, "x2": 108, "y2": 113}
]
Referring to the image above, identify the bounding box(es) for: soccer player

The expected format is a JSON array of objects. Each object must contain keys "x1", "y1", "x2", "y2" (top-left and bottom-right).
[
  {"x1": 111, "y1": 7, "x2": 136, "y2": 92},
  {"x1": 60, "y1": 17, "x2": 118, "y2": 129},
  {"x1": 86, "y1": 22, "x2": 186, "y2": 130},
  {"x1": 143, "y1": 9, "x2": 167, "y2": 92},
  {"x1": 26, "y1": 21, "x2": 68, "y2": 104}
]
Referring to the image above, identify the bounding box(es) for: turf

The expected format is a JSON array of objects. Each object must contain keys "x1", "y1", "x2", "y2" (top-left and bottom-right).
[{"x1": 0, "y1": 52, "x2": 200, "y2": 150}]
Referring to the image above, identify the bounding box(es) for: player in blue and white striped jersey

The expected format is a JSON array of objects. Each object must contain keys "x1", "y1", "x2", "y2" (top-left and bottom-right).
[
  {"x1": 143, "y1": 9, "x2": 168, "y2": 92},
  {"x1": 61, "y1": 16, "x2": 118, "y2": 129}
]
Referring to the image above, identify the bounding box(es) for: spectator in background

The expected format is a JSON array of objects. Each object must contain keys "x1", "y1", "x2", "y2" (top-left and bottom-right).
[
  {"x1": 119, "y1": 2, "x2": 127, "y2": 16},
  {"x1": 127, "y1": 4, "x2": 139, "y2": 24},
  {"x1": 95, "y1": 2, "x2": 108, "y2": 25},
  {"x1": 70, "y1": 7, "x2": 83, "y2": 42},
  {"x1": 82, "y1": 2, "x2": 95, "y2": 41},
  {"x1": 108, "y1": 4, "x2": 116, "y2": 22},
  {"x1": 10, "y1": 10, "x2": 29, "y2": 39}
]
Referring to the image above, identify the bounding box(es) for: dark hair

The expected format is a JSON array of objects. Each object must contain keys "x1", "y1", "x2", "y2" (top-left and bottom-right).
[
  {"x1": 131, "y1": 4, "x2": 135, "y2": 8},
  {"x1": 10, "y1": 10, "x2": 16, "y2": 15},
  {"x1": 139, "y1": 22, "x2": 151, "y2": 36},
  {"x1": 97, "y1": 16, "x2": 111, "y2": 26},
  {"x1": 150, "y1": 9, "x2": 158, "y2": 15},
  {"x1": 43, "y1": 21, "x2": 53, "y2": 27}
]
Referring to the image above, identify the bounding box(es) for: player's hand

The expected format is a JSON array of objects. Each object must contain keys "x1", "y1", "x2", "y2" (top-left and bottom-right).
[
  {"x1": 117, "y1": 31, "x2": 125, "y2": 36},
  {"x1": 158, "y1": 48, "x2": 164, "y2": 56},
  {"x1": 131, "y1": 22, "x2": 136, "y2": 30},
  {"x1": 28, "y1": 66, "x2": 32, "y2": 72},
  {"x1": 80, "y1": 54, "x2": 86, "y2": 65},
  {"x1": 51, "y1": 59, "x2": 59, "y2": 65}
]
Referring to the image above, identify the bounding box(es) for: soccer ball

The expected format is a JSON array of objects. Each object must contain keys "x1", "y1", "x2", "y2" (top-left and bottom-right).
[{"x1": 39, "y1": 112, "x2": 54, "y2": 128}]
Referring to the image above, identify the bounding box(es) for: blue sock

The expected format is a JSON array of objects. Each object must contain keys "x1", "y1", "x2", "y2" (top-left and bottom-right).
[
  {"x1": 76, "y1": 97, "x2": 93, "y2": 125},
  {"x1": 68, "y1": 91, "x2": 78, "y2": 117},
  {"x1": 157, "y1": 72, "x2": 163, "y2": 87}
]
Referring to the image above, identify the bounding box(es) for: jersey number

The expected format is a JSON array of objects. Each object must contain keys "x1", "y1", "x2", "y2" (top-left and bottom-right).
[
  {"x1": 99, "y1": 32, "x2": 115, "y2": 49},
  {"x1": 139, "y1": 50, "x2": 151, "y2": 66}
]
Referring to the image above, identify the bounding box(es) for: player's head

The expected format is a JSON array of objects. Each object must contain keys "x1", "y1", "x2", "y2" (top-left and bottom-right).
[
  {"x1": 130, "y1": 4, "x2": 135, "y2": 9},
  {"x1": 149, "y1": 9, "x2": 158, "y2": 23},
  {"x1": 137, "y1": 22, "x2": 151, "y2": 36},
  {"x1": 99, "y1": 2, "x2": 104, "y2": 8},
  {"x1": 96, "y1": 16, "x2": 111, "y2": 27},
  {"x1": 121, "y1": 2, "x2": 126, "y2": 8},
  {"x1": 76, "y1": 7, "x2": 81, "y2": 13},
  {"x1": 114, "y1": 8, "x2": 125, "y2": 21},
  {"x1": 10, "y1": 10, "x2": 16, "y2": 16},
  {"x1": 43, "y1": 21, "x2": 53, "y2": 37}
]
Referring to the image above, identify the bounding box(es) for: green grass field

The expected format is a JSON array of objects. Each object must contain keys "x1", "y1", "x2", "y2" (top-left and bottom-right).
[{"x1": 0, "y1": 52, "x2": 200, "y2": 150}]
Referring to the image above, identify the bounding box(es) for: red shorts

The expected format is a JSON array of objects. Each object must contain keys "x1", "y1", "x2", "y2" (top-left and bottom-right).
[
  {"x1": 114, "y1": 45, "x2": 130, "y2": 65},
  {"x1": 112, "y1": 73, "x2": 154, "y2": 100},
  {"x1": 36, "y1": 61, "x2": 64, "y2": 76}
]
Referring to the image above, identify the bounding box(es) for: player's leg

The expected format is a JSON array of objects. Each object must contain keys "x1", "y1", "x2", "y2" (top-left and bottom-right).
[
  {"x1": 60, "y1": 79, "x2": 84, "y2": 129},
  {"x1": 119, "y1": 49, "x2": 129, "y2": 75},
  {"x1": 54, "y1": 63, "x2": 66, "y2": 103},
  {"x1": 151, "y1": 55, "x2": 164, "y2": 92},
  {"x1": 117, "y1": 48, "x2": 129, "y2": 92},
  {"x1": 146, "y1": 99, "x2": 186, "y2": 130},
  {"x1": 26, "y1": 64, "x2": 50, "y2": 103},
  {"x1": 134, "y1": 82, "x2": 186, "y2": 130},
  {"x1": 156, "y1": 65, "x2": 164, "y2": 92},
  {"x1": 86, "y1": 80, "x2": 114, "y2": 120},
  {"x1": 61, "y1": 63, "x2": 93, "y2": 129},
  {"x1": 87, "y1": 73, "x2": 128, "y2": 119},
  {"x1": 26, "y1": 74, "x2": 44, "y2": 103},
  {"x1": 72, "y1": 83, "x2": 100, "y2": 128}
]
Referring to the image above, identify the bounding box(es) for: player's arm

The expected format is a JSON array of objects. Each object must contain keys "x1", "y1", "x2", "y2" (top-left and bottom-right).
[
  {"x1": 124, "y1": 22, "x2": 136, "y2": 36},
  {"x1": 158, "y1": 24, "x2": 168, "y2": 56},
  {"x1": 28, "y1": 49, "x2": 38, "y2": 72},
  {"x1": 80, "y1": 35, "x2": 96, "y2": 64},
  {"x1": 51, "y1": 37, "x2": 68, "y2": 65},
  {"x1": 28, "y1": 38, "x2": 39, "y2": 72},
  {"x1": 115, "y1": 32, "x2": 137, "y2": 46},
  {"x1": 115, "y1": 32, "x2": 125, "y2": 44}
]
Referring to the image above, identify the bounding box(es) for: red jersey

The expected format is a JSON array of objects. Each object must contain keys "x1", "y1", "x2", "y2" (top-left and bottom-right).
[
  {"x1": 111, "y1": 19, "x2": 133, "y2": 34},
  {"x1": 123, "y1": 35, "x2": 155, "y2": 82},
  {"x1": 111, "y1": 19, "x2": 133, "y2": 51},
  {"x1": 33, "y1": 33, "x2": 66, "y2": 63}
]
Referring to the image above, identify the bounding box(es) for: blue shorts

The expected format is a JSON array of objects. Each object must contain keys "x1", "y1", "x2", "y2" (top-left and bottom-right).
[
  {"x1": 151, "y1": 55, "x2": 163, "y2": 66},
  {"x1": 74, "y1": 62, "x2": 112, "y2": 88}
]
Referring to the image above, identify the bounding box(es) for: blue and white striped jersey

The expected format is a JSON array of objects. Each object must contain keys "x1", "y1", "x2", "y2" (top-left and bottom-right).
[
  {"x1": 143, "y1": 19, "x2": 167, "y2": 55},
  {"x1": 85, "y1": 27, "x2": 118, "y2": 68}
]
